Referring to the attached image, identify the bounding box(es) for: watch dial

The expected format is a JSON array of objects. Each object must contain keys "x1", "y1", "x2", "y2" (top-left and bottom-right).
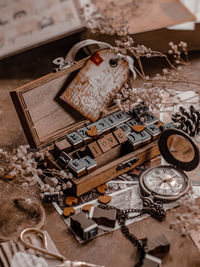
[{"x1": 143, "y1": 166, "x2": 187, "y2": 197}]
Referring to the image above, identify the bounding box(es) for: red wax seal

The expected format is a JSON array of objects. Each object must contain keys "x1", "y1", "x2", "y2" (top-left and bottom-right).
[{"x1": 91, "y1": 52, "x2": 103, "y2": 66}]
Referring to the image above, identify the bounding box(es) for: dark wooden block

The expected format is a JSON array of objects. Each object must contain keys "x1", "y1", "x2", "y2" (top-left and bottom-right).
[
  {"x1": 56, "y1": 151, "x2": 72, "y2": 168},
  {"x1": 43, "y1": 193, "x2": 59, "y2": 203},
  {"x1": 70, "y1": 211, "x2": 98, "y2": 241},
  {"x1": 105, "y1": 133, "x2": 119, "y2": 148},
  {"x1": 87, "y1": 141, "x2": 102, "y2": 158},
  {"x1": 147, "y1": 234, "x2": 170, "y2": 258},
  {"x1": 97, "y1": 137, "x2": 111, "y2": 153},
  {"x1": 92, "y1": 207, "x2": 117, "y2": 228},
  {"x1": 54, "y1": 139, "x2": 72, "y2": 156},
  {"x1": 113, "y1": 128, "x2": 127, "y2": 143}
]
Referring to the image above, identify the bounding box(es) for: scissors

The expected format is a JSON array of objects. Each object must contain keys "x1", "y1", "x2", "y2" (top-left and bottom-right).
[{"x1": 20, "y1": 228, "x2": 105, "y2": 267}]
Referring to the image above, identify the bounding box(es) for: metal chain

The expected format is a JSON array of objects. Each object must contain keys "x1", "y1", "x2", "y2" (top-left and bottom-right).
[{"x1": 98, "y1": 198, "x2": 166, "y2": 266}]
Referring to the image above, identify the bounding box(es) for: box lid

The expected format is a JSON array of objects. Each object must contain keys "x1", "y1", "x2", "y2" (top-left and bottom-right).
[{"x1": 11, "y1": 57, "x2": 94, "y2": 149}]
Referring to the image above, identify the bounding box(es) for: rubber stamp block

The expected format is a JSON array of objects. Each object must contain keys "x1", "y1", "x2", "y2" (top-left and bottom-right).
[
  {"x1": 116, "y1": 123, "x2": 132, "y2": 135},
  {"x1": 60, "y1": 49, "x2": 129, "y2": 122},
  {"x1": 77, "y1": 127, "x2": 93, "y2": 144},
  {"x1": 68, "y1": 159, "x2": 86, "y2": 177},
  {"x1": 113, "y1": 128, "x2": 127, "y2": 143},
  {"x1": 97, "y1": 137, "x2": 111, "y2": 153},
  {"x1": 87, "y1": 141, "x2": 102, "y2": 158},
  {"x1": 43, "y1": 193, "x2": 59, "y2": 203},
  {"x1": 145, "y1": 124, "x2": 161, "y2": 140},
  {"x1": 81, "y1": 156, "x2": 97, "y2": 173},
  {"x1": 105, "y1": 133, "x2": 119, "y2": 148},
  {"x1": 92, "y1": 207, "x2": 117, "y2": 228},
  {"x1": 103, "y1": 114, "x2": 119, "y2": 127},
  {"x1": 56, "y1": 151, "x2": 72, "y2": 168},
  {"x1": 127, "y1": 132, "x2": 143, "y2": 150},
  {"x1": 66, "y1": 132, "x2": 83, "y2": 149},
  {"x1": 54, "y1": 139, "x2": 72, "y2": 156},
  {"x1": 96, "y1": 118, "x2": 111, "y2": 134},
  {"x1": 112, "y1": 110, "x2": 129, "y2": 123},
  {"x1": 143, "y1": 113, "x2": 159, "y2": 125},
  {"x1": 70, "y1": 211, "x2": 98, "y2": 240},
  {"x1": 139, "y1": 130, "x2": 151, "y2": 145}
]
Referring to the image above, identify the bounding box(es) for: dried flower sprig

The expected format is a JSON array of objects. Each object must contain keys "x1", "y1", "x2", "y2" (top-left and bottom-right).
[
  {"x1": 81, "y1": 1, "x2": 200, "y2": 113},
  {"x1": 0, "y1": 146, "x2": 73, "y2": 200}
]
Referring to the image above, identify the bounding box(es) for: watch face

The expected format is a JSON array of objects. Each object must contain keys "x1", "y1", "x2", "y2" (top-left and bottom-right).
[{"x1": 139, "y1": 165, "x2": 190, "y2": 201}]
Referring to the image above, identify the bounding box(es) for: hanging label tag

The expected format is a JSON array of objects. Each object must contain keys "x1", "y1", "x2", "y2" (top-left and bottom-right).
[{"x1": 60, "y1": 49, "x2": 129, "y2": 122}]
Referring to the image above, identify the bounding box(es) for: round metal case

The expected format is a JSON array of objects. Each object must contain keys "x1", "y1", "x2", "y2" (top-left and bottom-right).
[{"x1": 139, "y1": 128, "x2": 200, "y2": 201}]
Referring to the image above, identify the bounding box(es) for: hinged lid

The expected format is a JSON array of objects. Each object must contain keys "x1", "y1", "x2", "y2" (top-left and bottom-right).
[
  {"x1": 10, "y1": 57, "x2": 92, "y2": 149},
  {"x1": 158, "y1": 128, "x2": 200, "y2": 172}
]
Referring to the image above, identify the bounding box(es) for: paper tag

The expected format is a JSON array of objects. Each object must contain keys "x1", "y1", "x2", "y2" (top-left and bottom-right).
[{"x1": 61, "y1": 49, "x2": 129, "y2": 122}]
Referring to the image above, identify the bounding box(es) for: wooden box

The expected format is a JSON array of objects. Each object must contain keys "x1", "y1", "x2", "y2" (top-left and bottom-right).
[{"x1": 10, "y1": 57, "x2": 161, "y2": 196}]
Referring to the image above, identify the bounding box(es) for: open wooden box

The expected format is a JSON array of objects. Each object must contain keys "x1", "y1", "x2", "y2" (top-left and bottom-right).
[{"x1": 10, "y1": 57, "x2": 161, "y2": 196}]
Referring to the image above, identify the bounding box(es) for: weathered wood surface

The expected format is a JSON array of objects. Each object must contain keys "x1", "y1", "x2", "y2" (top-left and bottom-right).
[{"x1": 1, "y1": 36, "x2": 200, "y2": 267}]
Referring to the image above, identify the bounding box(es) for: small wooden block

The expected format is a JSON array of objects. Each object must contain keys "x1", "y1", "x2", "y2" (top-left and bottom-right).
[
  {"x1": 96, "y1": 118, "x2": 110, "y2": 133},
  {"x1": 87, "y1": 141, "x2": 102, "y2": 158},
  {"x1": 132, "y1": 125, "x2": 145, "y2": 133},
  {"x1": 80, "y1": 156, "x2": 97, "y2": 173},
  {"x1": 147, "y1": 234, "x2": 170, "y2": 258},
  {"x1": 82, "y1": 204, "x2": 94, "y2": 212},
  {"x1": 55, "y1": 139, "x2": 72, "y2": 154},
  {"x1": 56, "y1": 151, "x2": 72, "y2": 168},
  {"x1": 92, "y1": 207, "x2": 117, "y2": 228},
  {"x1": 103, "y1": 114, "x2": 119, "y2": 127},
  {"x1": 143, "y1": 113, "x2": 159, "y2": 125},
  {"x1": 113, "y1": 128, "x2": 127, "y2": 143},
  {"x1": 96, "y1": 184, "x2": 108, "y2": 194},
  {"x1": 87, "y1": 125, "x2": 98, "y2": 137},
  {"x1": 63, "y1": 207, "x2": 75, "y2": 217},
  {"x1": 105, "y1": 133, "x2": 119, "y2": 148},
  {"x1": 98, "y1": 195, "x2": 111, "y2": 204},
  {"x1": 145, "y1": 124, "x2": 161, "y2": 140},
  {"x1": 66, "y1": 132, "x2": 83, "y2": 149},
  {"x1": 97, "y1": 137, "x2": 111, "y2": 153},
  {"x1": 139, "y1": 130, "x2": 151, "y2": 145},
  {"x1": 43, "y1": 193, "x2": 59, "y2": 203},
  {"x1": 68, "y1": 158, "x2": 86, "y2": 177},
  {"x1": 127, "y1": 132, "x2": 143, "y2": 150},
  {"x1": 112, "y1": 110, "x2": 129, "y2": 123},
  {"x1": 65, "y1": 196, "x2": 78, "y2": 206},
  {"x1": 70, "y1": 211, "x2": 98, "y2": 240}
]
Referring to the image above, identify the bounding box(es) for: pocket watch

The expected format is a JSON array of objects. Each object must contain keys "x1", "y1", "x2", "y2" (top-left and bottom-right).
[{"x1": 139, "y1": 128, "x2": 200, "y2": 201}]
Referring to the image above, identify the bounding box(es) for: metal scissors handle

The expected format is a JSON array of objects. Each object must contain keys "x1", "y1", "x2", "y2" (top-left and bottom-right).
[{"x1": 20, "y1": 228, "x2": 104, "y2": 267}]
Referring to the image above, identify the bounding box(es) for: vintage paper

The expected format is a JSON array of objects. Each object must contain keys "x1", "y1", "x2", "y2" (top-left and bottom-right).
[
  {"x1": 93, "y1": 0, "x2": 196, "y2": 34},
  {"x1": 0, "y1": 0, "x2": 83, "y2": 59},
  {"x1": 61, "y1": 49, "x2": 129, "y2": 122}
]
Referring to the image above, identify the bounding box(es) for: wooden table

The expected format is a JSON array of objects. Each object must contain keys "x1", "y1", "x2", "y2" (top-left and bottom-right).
[{"x1": 1, "y1": 36, "x2": 200, "y2": 267}]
